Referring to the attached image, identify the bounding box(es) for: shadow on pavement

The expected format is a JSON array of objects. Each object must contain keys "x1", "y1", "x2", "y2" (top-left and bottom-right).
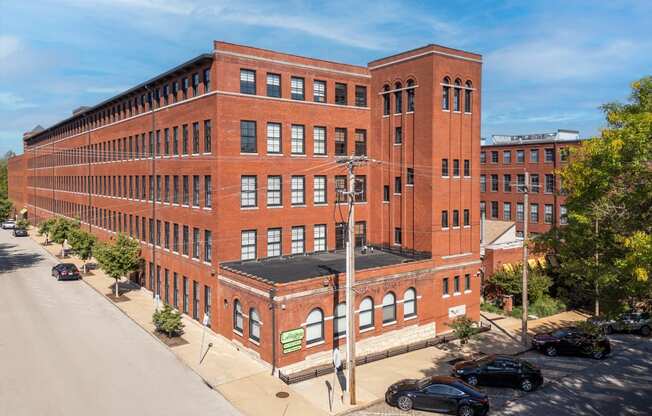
[{"x1": 0, "y1": 242, "x2": 45, "y2": 274}]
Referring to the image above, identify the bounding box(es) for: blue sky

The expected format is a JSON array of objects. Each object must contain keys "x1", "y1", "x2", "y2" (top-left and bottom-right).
[{"x1": 1, "y1": 0, "x2": 651, "y2": 155}]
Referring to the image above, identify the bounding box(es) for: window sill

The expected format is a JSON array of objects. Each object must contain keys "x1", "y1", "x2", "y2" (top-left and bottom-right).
[
  {"x1": 383, "y1": 201, "x2": 390, "y2": 204},
  {"x1": 313, "y1": 203, "x2": 328, "y2": 207},
  {"x1": 291, "y1": 204, "x2": 307, "y2": 208},
  {"x1": 393, "y1": 193, "x2": 402, "y2": 196},
  {"x1": 393, "y1": 143, "x2": 402, "y2": 146},
  {"x1": 334, "y1": 334, "x2": 347, "y2": 341},
  {"x1": 305, "y1": 339, "x2": 325, "y2": 349},
  {"x1": 248, "y1": 338, "x2": 260, "y2": 346},
  {"x1": 453, "y1": 292, "x2": 461, "y2": 297},
  {"x1": 313, "y1": 154, "x2": 328, "y2": 158},
  {"x1": 464, "y1": 290, "x2": 472, "y2": 294},
  {"x1": 266, "y1": 153, "x2": 283, "y2": 157},
  {"x1": 267, "y1": 205, "x2": 284, "y2": 209},
  {"x1": 464, "y1": 225, "x2": 471, "y2": 229},
  {"x1": 382, "y1": 320, "x2": 397, "y2": 327},
  {"x1": 406, "y1": 111, "x2": 414, "y2": 114},
  {"x1": 441, "y1": 176, "x2": 449, "y2": 179},
  {"x1": 442, "y1": 109, "x2": 450, "y2": 112},
  {"x1": 192, "y1": 153, "x2": 200, "y2": 156},
  {"x1": 442, "y1": 227, "x2": 449, "y2": 231},
  {"x1": 233, "y1": 329, "x2": 243, "y2": 337},
  {"x1": 382, "y1": 115, "x2": 389, "y2": 118},
  {"x1": 291, "y1": 154, "x2": 307, "y2": 157},
  {"x1": 464, "y1": 112, "x2": 472, "y2": 115},
  {"x1": 240, "y1": 152, "x2": 259, "y2": 156},
  {"x1": 404, "y1": 315, "x2": 417, "y2": 321},
  {"x1": 406, "y1": 184, "x2": 414, "y2": 188},
  {"x1": 360, "y1": 326, "x2": 375, "y2": 334},
  {"x1": 203, "y1": 207, "x2": 212, "y2": 211},
  {"x1": 241, "y1": 206, "x2": 259, "y2": 210}
]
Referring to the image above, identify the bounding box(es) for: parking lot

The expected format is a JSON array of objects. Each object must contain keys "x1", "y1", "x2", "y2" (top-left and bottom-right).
[{"x1": 352, "y1": 333, "x2": 652, "y2": 416}]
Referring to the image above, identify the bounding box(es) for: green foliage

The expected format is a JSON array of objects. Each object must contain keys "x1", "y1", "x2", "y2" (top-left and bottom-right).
[
  {"x1": 16, "y1": 218, "x2": 30, "y2": 229},
  {"x1": 0, "y1": 198, "x2": 11, "y2": 221},
  {"x1": 68, "y1": 228, "x2": 97, "y2": 262},
  {"x1": 49, "y1": 217, "x2": 80, "y2": 244},
  {"x1": 480, "y1": 301, "x2": 503, "y2": 314},
  {"x1": 37, "y1": 218, "x2": 57, "y2": 240},
  {"x1": 576, "y1": 320, "x2": 604, "y2": 337},
  {"x1": 449, "y1": 316, "x2": 479, "y2": 344},
  {"x1": 94, "y1": 233, "x2": 141, "y2": 296},
  {"x1": 486, "y1": 264, "x2": 552, "y2": 304},
  {"x1": 529, "y1": 296, "x2": 566, "y2": 318},
  {"x1": 540, "y1": 76, "x2": 652, "y2": 314},
  {"x1": 153, "y1": 304, "x2": 185, "y2": 337}
]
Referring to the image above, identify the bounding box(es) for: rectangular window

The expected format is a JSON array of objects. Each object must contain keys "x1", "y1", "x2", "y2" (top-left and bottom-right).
[
  {"x1": 395, "y1": 126, "x2": 402, "y2": 144},
  {"x1": 531, "y1": 174, "x2": 540, "y2": 193},
  {"x1": 480, "y1": 174, "x2": 486, "y2": 192},
  {"x1": 267, "y1": 228, "x2": 281, "y2": 257},
  {"x1": 516, "y1": 149, "x2": 525, "y2": 164},
  {"x1": 182, "y1": 175, "x2": 189, "y2": 205},
  {"x1": 491, "y1": 174, "x2": 498, "y2": 192},
  {"x1": 454, "y1": 275, "x2": 460, "y2": 293},
  {"x1": 240, "y1": 120, "x2": 256, "y2": 153},
  {"x1": 241, "y1": 176, "x2": 257, "y2": 208},
  {"x1": 182, "y1": 124, "x2": 189, "y2": 155},
  {"x1": 204, "y1": 285, "x2": 211, "y2": 326},
  {"x1": 173, "y1": 272, "x2": 178, "y2": 308},
  {"x1": 335, "y1": 128, "x2": 347, "y2": 155},
  {"x1": 465, "y1": 274, "x2": 471, "y2": 291},
  {"x1": 192, "y1": 175, "x2": 200, "y2": 207},
  {"x1": 192, "y1": 227, "x2": 200, "y2": 259},
  {"x1": 291, "y1": 226, "x2": 305, "y2": 254},
  {"x1": 530, "y1": 203, "x2": 539, "y2": 223},
  {"x1": 313, "y1": 126, "x2": 326, "y2": 155},
  {"x1": 503, "y1": 150, "x2": 511, "y2": 164},
  {"x1": 491, "y1": 201, "x2": 499, "y2": 219},
  {"x1": 291, "y1": 175, "x2": 305, "y2": 205},
  {"x1": 560, "y1": 205, "x2": 568, "y2": 225},
  {"x1": 560, "y1": 148, "x2": 569, "y2": 161},
  {"x1": 443, "y1": 278, "x2": 449, "y2": 295},
  {"x1": 266, "y1": 73, "x2": 281, "y2": 97},
  {"x1": 164, "y1": 128, "x2": 170, "y2": 155},
  {"x1": 464, "y1": 209, "x2": 470, "y2": 226},
  {"x1": 203, "y1": 68, "x2": 210, "y2": 92},
  {"x1": 354, "y1": 129, "x2": 367, "y2": 156},
  {"x1": 503, "y1": 202, "x2": 512, "y2": 220},
  {"x1": 173, "y1": 176, "x2": 179, "y2": 204},
  {"x1": 164, "y1": 221, "x2": 170, "y2": 249},
  {"x1": 314, "y1": 176, "x2": 326, "y2": 204},
  {"x1": 241, "y1": 230, "x2": 256, "y2": 260},
  {"x1": 173, "y1": 223, "x2": 179, "y2": 252},
  {"x1": 491, "y1": 151, "x2": 498, "y2": 163},
  {"x1": 480, "y1": 151, "x2": 486, "y2": 164},
  {"x1": 335, "y1": 83, "x2": 347, "y2": 105},
  {"x1": 192, "y1": 73, "x2": 199, "y2": 97},
  {"x1": 183, "y1": 276, "x2": 189, "y2": 313},
  {"x1": 204, "y1": 120, "x2": 212, "y2": 153},
  {"x1": 545, "y1": 174, "x2": 554, "y2": 193},
  {"x1": 464, "y1": 159, "x2": 470, "y2": 177},
  {"x1": 313, "y1": 80, "x2": 326, "y2": 103},
  {"x1": 355, "y1": 85, "x2": 367, "y2": 107},
  {"x1": 192, "y1": 122, "x2": 200, "y2": 154},
  {"x1": 267, "y1": 176, "x2": 282, "y2": 207},
  {"x1": 383, "y1": 185, "x2": 390, "y2": 202},
  {"x1": 355, "y1": 221, "x2": 367, "y2": 246},
  {"x1": 530, "y1": 149, "x2": 539, "y2": 163},
  {"x1": 204, "y1": 175, "x2": 211, "y2": 207},
  {"x1": 441, "y1": 210, "x2": 449, "y2": 228},
  {"x1": 545, "y1": 148, "x2": 555, "y2": 162},
  {"x1": 504, "y1": 174, "x2": 511, "y2": 192},
  {"x1": 240, "y1": 69, "x2": 256, "y2": 94},
  {"x1": 452, "y1": 210, "x2": 459, "y2": 227},
  {"x1": 290, "y1": 76, "x2": 304, "y2": 100},
  {"x1": 517, "y1": 174, "x2": 525, "y2": 193},
  {"x1": 453, "y1": 159, "x2": 460, "y2": 177},
  {"x1": 335, "y1": 175, "x2": 347, "y2": 203},
  {"x1": 313, "y1": 224, "x2": 326, "y2": 252},
  {"x1": 182, "y1": 225, "x2": 189, "y2": 255},
  {"x1": 394, "y1": 176, "x2": 402, "y2": 194},
  {"x1": 266, "y1": 122, "x2": 281, "y2": 154},
  {"x1": 182, "y1": 77, "x2": 189, "y2": 99},
  {"x1": 192, "y1": 281, "x2": 199, "y2": 320},
  {"x1": 544, "y1": 204, "x2": 553, "y2": 224},
  {"x1": 407, "y1": 168, "x2": 414, "y2": 185},
  {"x1": 394, "y1": 227, "x2": 402, "y2": 245},
  {"x1": 442, "y1": 159, "x2": 449, "y2": 177},
  {"x1": 517, "y1": 203, "x2": 524, "y2": 222},
  {"x1": 354, "y1": 175, "x2": 366, "y2": 202},
  {"x1": 173, "y1": 126, "x2": 179, "y2": 155},
  {"x1": 204, "y1": 230, "x2": 212, "y2": 262},
  {"x1": 291, "y1": 124, "x2": 305, "y2": 154}
]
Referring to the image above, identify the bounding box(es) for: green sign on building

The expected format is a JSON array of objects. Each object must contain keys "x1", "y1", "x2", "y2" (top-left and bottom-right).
[{"x1": 280, "y1": 328, "x2": 304, "y2": 354}]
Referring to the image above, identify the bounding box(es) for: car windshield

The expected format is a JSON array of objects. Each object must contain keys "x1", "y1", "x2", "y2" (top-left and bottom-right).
[
  {"x1": 551, "y1": 329, "x2": 569, "y2": 337},
  {"x1": 416, "y1": 378, "x2": 431, "y2": 390}
]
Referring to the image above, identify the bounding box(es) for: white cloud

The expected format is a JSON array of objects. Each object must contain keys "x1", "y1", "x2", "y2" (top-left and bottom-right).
[
  {"x1": 0, "y1": 35, "x2": 21, "y2": 60},
  {"x1": 0, "y1": 92, "x2": 37, "y2": 110},
  {"x1": 86, "y1": 86, "x2": 130, "y2": 94}
]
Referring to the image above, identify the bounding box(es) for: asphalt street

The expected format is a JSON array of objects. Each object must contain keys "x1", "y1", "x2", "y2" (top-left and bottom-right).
[
  {"x1": 0, "y1": 229, "x2": 240, "y2": 416},
  {"x1": 353, "y1": 330, "x2": 652, "y2": 416}
]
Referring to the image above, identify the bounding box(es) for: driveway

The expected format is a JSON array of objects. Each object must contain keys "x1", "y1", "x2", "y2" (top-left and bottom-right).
[{"x1": 0, "y1": 229, "x2": 240, "y2": 416}]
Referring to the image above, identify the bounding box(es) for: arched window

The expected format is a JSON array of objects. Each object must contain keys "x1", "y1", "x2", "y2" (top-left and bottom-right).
[
  {"x1": 394, "y1": 82, "x2": 403, "y2": 114},
  {"x1": 464, "y1": 81, "x2": 473, "y2": 113},
  {"x1": 359, "y1": 297, "x2": 374, "y2": 330},
  {"x1": 382, "y1": 292, "x2": 396, "y2": 324},
  {"x1": 406, "y1": 80, "x2": 415, "y2": 112},
  {"x1": 334, "y1": 303, "x2": 346, "y2": 338},
  {"x1": 306, "y1": 308, "x2": 324, "y2": 344},
  {"x1": 233, "y1": 299, "x2": 243, "y2": 333},
  {"x1": 442, "y1": 77, "x2": 450, "y2": 110},
  {"x1": 249, "y1": 308, "x2": 261, "y2": 342},
  {"x1": 453, "y1": 79, "x2": 461, "y2": 112},
  {"x1": 403, "y1": 288, "x2": 417, "y2": 318},
  {"x1": 383, "y1": 85, "x2": 390, "y2": 115}
]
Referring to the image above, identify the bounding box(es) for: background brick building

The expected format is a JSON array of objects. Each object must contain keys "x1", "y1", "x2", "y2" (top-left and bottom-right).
[{"x1": 9, "y1": 41, "x2": 482, "y2": 373}]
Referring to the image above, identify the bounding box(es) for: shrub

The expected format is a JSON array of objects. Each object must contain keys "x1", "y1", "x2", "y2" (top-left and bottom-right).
[
  {"x1": 480, "y1": 301, "x2": 503, "y2": 314},
  {"x1": 530, "y1": 296, "x2": 566, "y2": 317},
  {"x1": 16, "y1": 218, "x2": 30, "y2": 229},
  {"x1": 153, "y1": 305, "x2": 185, "y2": 337},
  {"x1": 449, "y1": 316, "x2": 479, "y2": 344}
]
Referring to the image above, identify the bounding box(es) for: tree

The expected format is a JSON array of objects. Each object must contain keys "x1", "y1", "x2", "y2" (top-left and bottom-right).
[
  {"x1": 539, "y1": 77, "x2": 652, "y2": 315},
  {"x1": 153, "y1": 305, "x2": 185, "y2": 337},
  {"x1": 486, "y1": 263, "x2": 552, "y2": 304},
  {"x1": 49, "y1": 217, "x2": 80, "y2": 255},
  {"x1": 68, "y1": 228, "x2": 97, "y2": 273},
  {"x1": 0, "y1": 199, "x2": 11, "y2": 221},
  {"x1": 37, "y1": 218, "x2": 57, "y2": 245},
  {"x1": 16, "y1": 218, "x2": 30, "y2": 229},
  {"x1": 449, "y1": 316, "x2": 479, "y2": 345},
  {"x1": 94, "y1": 233, "x2": 141, "y2": 297}
]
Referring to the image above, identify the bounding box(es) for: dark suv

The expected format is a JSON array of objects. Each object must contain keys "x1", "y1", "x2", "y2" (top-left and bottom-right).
[
  {"x1": 532, "y1": 327, "x2": 611, "y2": 359},
  {"x1": 452, "y1": 355, "x2": 543, "y2": 392},
  {"x1": 52, "y1": 263, "x2": 81, "y2": 281}
]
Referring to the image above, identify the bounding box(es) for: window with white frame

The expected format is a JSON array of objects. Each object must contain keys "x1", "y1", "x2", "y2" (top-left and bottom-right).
[
  {"x1": 334, "y1": 303, "x2": 346, "y2": 337},
  {"x1": 291, "y1": 226, "x2": 305, "y2": 254},
  {"x1": 382, "y1": 292, "x2": 396, "y2": 323},
  {"x1": 233, "y1": 299, "x2": 244, "y2": 332},
  {"x1": 313, "y1": 80, "x2": 326, "y2": 103},
  {"x1": 314, "y1": 176, "x2": 326, "y2": 204},
  {"x1": 291, "y1": 125, "x2": 305, "y2": 154},
  {"x1": 403, "y1": 288, "x2": 416, "y2": 318},
  {"x1": 359, "y1": 297, "x2": 374, "y2": 330},
  {"x1": 267, "y1": 175, "x2": 282, "y2": 207},
  {"x1": 241, "y1": 230, "x2": 256, "y2": 260},
  {"x1": 560, "y1": 205, "x2": 568, "y2": 224},
  {"x1": 291, "y1": 176, "x2": 305, "y2": 205},
  {"x1": 313, "y1": 224, "x2": 326, "y2": 252},
  {"x1": 267, "y1": 123, "x2": 281, "y2": 154},
  {"x1": 240, "y1": 70, "x2": 255, "y2": 94},
  {"x1": 249, "y1": 308, "x2": 261, "y2": 342},
  {"x1": 517, "y1": 202, "x2": 524, "y2": 222},
  {"x1": 313, "y1": 126, "x2": 326, "y2": 155},
  {"x1": 266, "y1": 73, "x2": 280, "y2": 98},
  {"x1": 544, "y1": 204, "x2": 553, "y2": 224},
  {"x1": 240, "y1": 176, "x2": 257, "y2": 207},
  {"x1": 267, "y1": 228, "x2": 281, "y2": 257},
  {"x1": 503, "y1": 202, "x2": 512, "y2": 220},
  {"x1": 305, "y1": 308, "x2": 323, "y2": 344},
  {"x1": 290, "y1": 77, "x2": 304, "y2": 100}
]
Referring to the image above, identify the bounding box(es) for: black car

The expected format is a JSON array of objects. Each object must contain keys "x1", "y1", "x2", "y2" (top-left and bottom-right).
[
  {"x1": 532, "y1": 327, "x2": 611, "y2": 359},
  {"x1": 452, "y1": 354, "x2": 543, "y2": 392},
  {"x1": 385, "y1": 375, "x2": 489, "y2": 416},
  {"x1": 13, "y1": 227, "x2": 28, "y2": 237},
  {"x1": 52, "y1": 263, "x2": 81, "y2": 281}
]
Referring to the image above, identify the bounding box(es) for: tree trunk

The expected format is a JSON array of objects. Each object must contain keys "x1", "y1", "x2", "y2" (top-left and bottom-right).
[
  {"x1": 115, "y1": 278, "x2": 120, "y2": 297},
  {"x1": 595, "y1": 280, "x2": 600, "y2": 317}
]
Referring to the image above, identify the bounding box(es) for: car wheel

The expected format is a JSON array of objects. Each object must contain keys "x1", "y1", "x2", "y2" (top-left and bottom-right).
[
  {"x1": 458, "y1": 404, "x2": 474, "y2": 416},
  {"x1": 605, "y1": 325, "x2": 614, "y2": 335},
  {"x1": 396, "y1": 395, "x2": 413, "y2": 411},
  {"x1": 545, "y1": 345, "x2": 558, "y2": 357},
  {"x1": 520, "y1": 378, "x2": 534, "y2": 392},
  {"x1": 466, "y1": 375, "x2": 479, "y2": 386},
  {"x1": 640, "y1": 326, "x2": 651, "y2": 337}
]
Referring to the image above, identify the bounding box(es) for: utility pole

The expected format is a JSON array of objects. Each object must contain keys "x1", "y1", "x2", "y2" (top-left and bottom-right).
[
  {"x1": 594, "y1": 218, "x2": 600, "y2": 316},
  {"x1": 337, "y1": 155, "x2": 367, "y2": 405},
  {"x1": 521, "y1": 172, "x2": 529, "y2": 346}
]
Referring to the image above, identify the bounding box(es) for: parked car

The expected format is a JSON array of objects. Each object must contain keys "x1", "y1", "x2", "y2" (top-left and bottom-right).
[
  {"x1": 52, "y1": 263, "x2": 81, "y2": 281},
  {"x1": 1, "y1": 219, "x2": 16, "y2": 229},
  {"x1": 452, "y1": 354, "x2": 543, "y2": 392},
  {"x1": 12, "y1": 227, "x2": 28, "y2": 237},
  {"x1": 589, "y1": 312, "x2": 651, "y2": 336},
  {"x1": 532, "y1": 327, "x2": 611, "y2": 359},
  {"x1": 385, "y1": 375, "x2": 489, "y2": 416}
]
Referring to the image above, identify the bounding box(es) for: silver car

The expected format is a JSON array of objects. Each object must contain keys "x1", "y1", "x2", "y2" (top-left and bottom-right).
[
  {"x1": 591, "y1": 312, "x2": 651, "y2": 336},
  {"x1": 1, "y1": 220, "x2": 16, "y2": 229}
]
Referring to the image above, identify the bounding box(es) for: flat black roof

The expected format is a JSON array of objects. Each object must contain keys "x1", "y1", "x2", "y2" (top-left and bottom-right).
[{"x1": 221, "y1": 247, "x2": 429, "y2": 284}]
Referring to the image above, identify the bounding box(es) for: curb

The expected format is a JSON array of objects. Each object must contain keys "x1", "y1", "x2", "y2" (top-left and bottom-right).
[{"x1": 335, "y1": 398, "x2": 384, "y2": 416}]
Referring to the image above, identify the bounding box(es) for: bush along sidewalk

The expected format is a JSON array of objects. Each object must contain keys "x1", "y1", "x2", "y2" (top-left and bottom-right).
[{"x1": 153, "y1": 305, "x2": 185, "y2": 338}]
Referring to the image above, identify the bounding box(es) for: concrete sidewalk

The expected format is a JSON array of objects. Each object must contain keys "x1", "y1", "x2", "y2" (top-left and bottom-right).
[{"x1": 29, "y1": 229, "x2": 545, "y2": 416}]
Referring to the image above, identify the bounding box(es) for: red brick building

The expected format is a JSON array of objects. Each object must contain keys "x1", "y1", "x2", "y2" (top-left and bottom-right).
[
  {"x1": 479, "y1": 130, "x2": 583, "y2": 236},
  {"x1": 9, "y1": 41, "x2": 482, "y2": 373}
]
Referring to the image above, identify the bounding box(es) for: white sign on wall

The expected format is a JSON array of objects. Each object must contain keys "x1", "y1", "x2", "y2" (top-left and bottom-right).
[{"x1": 448, "y1": 305, "x2": 466, "y2": 318}]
